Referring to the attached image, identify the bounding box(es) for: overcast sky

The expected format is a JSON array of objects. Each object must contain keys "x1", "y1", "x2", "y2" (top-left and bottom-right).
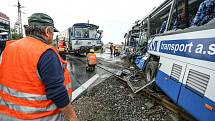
[{"x1": 0, "y1": 0, "x2": 164, "y2": 44}]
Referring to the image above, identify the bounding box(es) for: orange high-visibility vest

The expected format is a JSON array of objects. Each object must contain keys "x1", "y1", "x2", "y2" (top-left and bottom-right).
[
  {"x1": 0, "y1": 37, "x2": 72, "y2": 120},
  {"x1": 87, "y1": 53, "x2": 97, "y2": 65},
  {"x1": 58, "y1": 40, "x2": 65, "y2": 52}
]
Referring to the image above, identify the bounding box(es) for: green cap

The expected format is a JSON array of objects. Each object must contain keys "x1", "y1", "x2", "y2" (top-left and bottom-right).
[{"x1": 28, "y1": 13, "x2": 58, "y2": 32}]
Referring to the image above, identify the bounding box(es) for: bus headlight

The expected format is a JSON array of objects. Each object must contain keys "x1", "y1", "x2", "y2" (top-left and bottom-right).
[
  {"x1": 75, "y1": 40, "x2": 81, "y2": 45},
  {"x1": 97, "y1": 40, "x2": 101, "y2": 44}
]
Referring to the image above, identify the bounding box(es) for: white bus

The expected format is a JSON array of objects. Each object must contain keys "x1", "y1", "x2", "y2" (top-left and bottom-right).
[
  {"x1": 135, "y1": 0, "x2": 215, "y2": 120},
  {"x1": 61, "y1": 23, "x2": 103, "y2": 54}
]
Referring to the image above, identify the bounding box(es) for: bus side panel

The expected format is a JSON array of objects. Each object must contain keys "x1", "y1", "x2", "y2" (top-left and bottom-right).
[
  {"x1": 177, "y1": 65, "x2": 215, "y2": 121},
  {"x1": 155, "y1": 57, "x2": 186, "y2": 103}
]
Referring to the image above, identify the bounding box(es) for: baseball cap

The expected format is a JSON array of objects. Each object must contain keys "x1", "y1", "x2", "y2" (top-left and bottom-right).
[{"x1": 28, "y1": 13, "x2": 59, "y2": 32}]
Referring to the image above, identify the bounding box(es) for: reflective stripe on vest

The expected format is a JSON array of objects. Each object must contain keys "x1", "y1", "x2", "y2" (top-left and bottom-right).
[
  {"x1": 0, "y1": 83, "x2": 72, "y2": 101},
  {"x1": 0, "y1": 83, "x2": 72, "y2": 114},
  {"x1": 0, "y1": 99, "x2": 57, "y2": 113},
  {"x1": 0, "y1": 113, "x2": 64, "y2": 121}
]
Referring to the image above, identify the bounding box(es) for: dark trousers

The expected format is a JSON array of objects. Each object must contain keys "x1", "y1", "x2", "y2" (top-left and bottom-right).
[{"x1": 110, "y1": 49, "x2": 113, "y2": 55}]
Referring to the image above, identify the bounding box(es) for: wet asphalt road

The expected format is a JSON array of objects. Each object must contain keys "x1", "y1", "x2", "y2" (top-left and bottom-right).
[
  {"x1": 66, "y1": 54, "x2": 109, "y2": 91},
  {"x1": 66, "y1": 55, "x2": 94, "y2": 90}
]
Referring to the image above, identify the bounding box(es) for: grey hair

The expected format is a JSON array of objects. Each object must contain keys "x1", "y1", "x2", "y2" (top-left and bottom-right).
[{"x1": 24, "y1": 25, "x2": 53, "y2": 36}]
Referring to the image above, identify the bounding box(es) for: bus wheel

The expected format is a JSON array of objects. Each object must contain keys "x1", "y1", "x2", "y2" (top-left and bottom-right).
[{"x1": 145, "y1": 61, "x2": 159, "y2": 83}]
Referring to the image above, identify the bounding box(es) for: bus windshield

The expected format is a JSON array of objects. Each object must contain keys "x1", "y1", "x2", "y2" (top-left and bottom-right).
[{"x1": 74, "y1": 27, "x2": 98, "y2": 39}]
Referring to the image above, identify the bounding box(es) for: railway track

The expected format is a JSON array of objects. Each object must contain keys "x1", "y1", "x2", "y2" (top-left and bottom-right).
[
  {"x1": 68, "y1": 55, "x2": 196, "y2": 121},
  {"x1": 140, "y1": 88, "x2": 196, "y2": 121}
]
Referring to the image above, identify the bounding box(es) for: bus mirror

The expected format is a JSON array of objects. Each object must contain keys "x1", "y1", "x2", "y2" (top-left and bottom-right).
[
  {"x1": 97, "y1": 30, "x2": 103, "y2": 39},
  {"x1": 97, "y1": 30, "x2": 103, "y2": 34}
]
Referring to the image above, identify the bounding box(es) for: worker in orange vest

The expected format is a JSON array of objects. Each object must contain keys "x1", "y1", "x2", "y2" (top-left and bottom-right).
[
  {"x1": 0, "y1": 13, "x2": 77, "y2": 121},
  {"x1": 57, "y1": 39, "x2": 67, "y2": 60},
  {"x1": 58, "y1": 39, "x2": 66, "y2": 51},
  {"x1": 86, "y1": 49, "x2": 97, "y2": 71}
]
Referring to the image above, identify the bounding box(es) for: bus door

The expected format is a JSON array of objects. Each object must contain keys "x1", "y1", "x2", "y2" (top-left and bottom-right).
[{"x1": 155, "y1": 57, "x2": 187, "y2": 103}]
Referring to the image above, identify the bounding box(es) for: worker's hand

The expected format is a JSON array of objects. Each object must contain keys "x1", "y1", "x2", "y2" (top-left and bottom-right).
[
  {"x1": 68, "y1": 117, "x2": 78, "y2": 121},
  {"x1": 61, "y1": 103, "x2": 78, "y2": 121},
  {"x1": 66, "y1": 116, "x2": 78, "y2": 121}
]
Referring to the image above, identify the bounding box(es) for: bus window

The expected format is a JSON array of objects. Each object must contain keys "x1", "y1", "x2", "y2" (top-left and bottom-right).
[
  {"x1": 149, "y1": 2, "x2": 171, "y2": 35},
  {"x1": 191, "y1": 0, "x2": 215, "y2": 26},
  {"x1": 188, "y1": 0, "x2": 202, "y2": 24},
  {"x1": 83, "y1": 29, "x2": 89, "y2": 38},
  {"x1": 166, "y1": 0, "x2": 214, "y2": 31},
  {"x1": 171, "y1": 0, "x2": 190, "y2": 30},
  {"x1": 75, "y1": 29, "x2": 81, "y2": 37},
  {"x1": 89, "y1": 29, "x2": 97, "y2": 39}
]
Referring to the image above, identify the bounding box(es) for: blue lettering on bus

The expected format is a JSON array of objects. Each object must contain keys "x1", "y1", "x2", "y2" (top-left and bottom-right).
[{"x1": 159, "y1": 38, "x2": 215, "y2": 62}]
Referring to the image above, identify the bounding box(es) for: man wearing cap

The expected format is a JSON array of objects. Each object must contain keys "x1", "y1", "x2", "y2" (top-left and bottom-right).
[{"x1": 0, "y1": 13, "x2": 78, "y2": 121}]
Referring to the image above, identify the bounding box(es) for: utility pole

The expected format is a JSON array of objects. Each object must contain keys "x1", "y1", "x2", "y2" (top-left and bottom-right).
[
  {"x1": 18, "y1": 0, "x2": 22, "y2": 35},
  {"x1": 15, "y1": 0, "x2": 24, "y2": 35}
]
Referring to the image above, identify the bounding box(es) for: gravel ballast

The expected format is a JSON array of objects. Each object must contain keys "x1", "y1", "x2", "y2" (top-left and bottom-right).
[{"x1": 73, "y1": 76, "x2": 179, "y2": 121}]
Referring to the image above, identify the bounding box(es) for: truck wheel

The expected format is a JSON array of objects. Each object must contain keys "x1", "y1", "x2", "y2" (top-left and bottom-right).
[{"x1": 145, "y1": 61, "x2": 159, "y2": 83}]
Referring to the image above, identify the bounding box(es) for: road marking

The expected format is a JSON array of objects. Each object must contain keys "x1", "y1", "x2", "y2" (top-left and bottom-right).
[{"x1": 71, "y1": 74, "x2": 99, "y2": 102}]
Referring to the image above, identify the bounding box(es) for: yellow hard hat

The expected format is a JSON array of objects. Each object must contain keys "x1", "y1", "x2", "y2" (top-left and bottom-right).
[{"x1": 89, "y1": 49, "x2": 94, "y2": 53}]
